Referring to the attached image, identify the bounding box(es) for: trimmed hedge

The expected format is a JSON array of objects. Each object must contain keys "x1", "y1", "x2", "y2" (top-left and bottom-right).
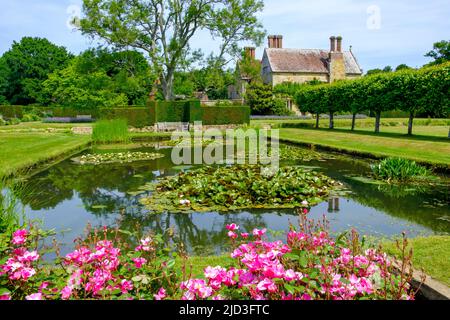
[
  {"x1": 284, "y1": 62, "x2": 450, "y2": 133},
  {"x1": 0, "y1": 105, "x2": 24, "y2": 119},
  {"x1": 0, "y1": 101, "x2": 250, "y2": 127},
  {"x1": 201, "y1": 106, "x2": 251, "y2": 125}
]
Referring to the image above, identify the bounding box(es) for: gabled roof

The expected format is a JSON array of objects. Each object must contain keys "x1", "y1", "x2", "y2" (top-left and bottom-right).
[{"x1": 264, "y1": 48, "x2": 363, "y2": 75}]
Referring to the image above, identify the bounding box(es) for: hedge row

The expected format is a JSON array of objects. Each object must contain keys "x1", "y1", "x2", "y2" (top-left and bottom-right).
[
  {"x1": 277, "y1": 62, "x2": 450, "y2": 134},
  {"x1": 200, "y1": 106, "x2": 251, "y2": 125},
  {"x1": 0, "y1": 101, "x2": 250, "y2": 127}
]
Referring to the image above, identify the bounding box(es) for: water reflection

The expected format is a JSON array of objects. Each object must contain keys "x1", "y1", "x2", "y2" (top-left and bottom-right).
[{"x1": 16, "y1": 144, "x2": 450, "y2": 256}]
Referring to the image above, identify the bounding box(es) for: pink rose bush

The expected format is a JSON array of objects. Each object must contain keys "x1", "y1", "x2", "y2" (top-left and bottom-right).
[
  {"x1": 1, "y1": 217, "x2": 418, "y2": 300},
  {"x1": 0, "y1": 227, "x2": 180, "y2": 300},
  {"x1": 180, "y1": 220, "x2": 417, "y2": 300}
]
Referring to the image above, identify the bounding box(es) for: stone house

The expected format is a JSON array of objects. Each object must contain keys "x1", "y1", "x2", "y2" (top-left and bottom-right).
[{"x1": 261, "y1": 35, "x2": 363, "y2": 86}]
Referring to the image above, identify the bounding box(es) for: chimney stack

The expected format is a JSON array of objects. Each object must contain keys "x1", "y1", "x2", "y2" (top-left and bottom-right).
[
  {"x1": 244, "y1": 47, "x2": 256, "y2": 59},
  {"x1": 336, "y1": 36, "x2": 342, "y2": 52},
  {"x1": 330, "y1": 36, "x2": 336, "y2": 52},
  {"x1": 268, "y1": 35, "x2": 276, "y2": 48},
  {"x1": 268, "y1": 35, "x2": 283, "y2": 49},
  {"x1": 276, "y1": 35, "x2": 283, "y2": 48},
  {"x1": 329, "y1": 36, "x2": 345, "y2": 82}
]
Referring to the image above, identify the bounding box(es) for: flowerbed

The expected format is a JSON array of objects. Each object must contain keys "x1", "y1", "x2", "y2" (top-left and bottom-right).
[
  {"x1": 140, "y1": 165, "x2": 343, "y2": 213},
  {"x1": 72, "y1": 152, "x2": 165, "y2": 165},
  {"x1": 0, "y1": 215, "x2": 418, "y2": 300}
]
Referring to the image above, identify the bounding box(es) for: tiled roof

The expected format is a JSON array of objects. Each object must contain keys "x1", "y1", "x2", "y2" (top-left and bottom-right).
[{"x1": 265, "y1": 48, "x2": 362, "y2": 75}]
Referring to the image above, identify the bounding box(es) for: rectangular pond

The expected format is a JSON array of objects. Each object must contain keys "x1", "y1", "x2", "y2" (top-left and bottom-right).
[{"x1": 16, "y1": 142, "x2": 450, "y2": 257}]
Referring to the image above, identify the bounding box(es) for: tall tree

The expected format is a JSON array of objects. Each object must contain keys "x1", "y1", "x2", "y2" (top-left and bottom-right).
[
  {"x1": 0, "y1": 37, "x2": 72, "y2": 105},
  {"x1": 79, "y1": 0, "x2": 265, "y2": 100},
  {"x1": 395, "y1": 64, "x2": 412, "y2": 71},
  {"x1": 425, "y1": 40, "x2": 450, "y2": 66}
]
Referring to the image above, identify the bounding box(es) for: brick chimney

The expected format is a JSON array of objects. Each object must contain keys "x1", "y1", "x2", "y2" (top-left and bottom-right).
[
  {"x1": 244, "y1": 47, "x2": 256, "y2": 59},
  {"x1": 329, "y1": 36, "x2": 345, "y2": 82},
  {"x1": 268, "y1": 35, "x2": 276, "y2": 48},
  {"x1": 276, "y1": 35, "x2": 283, "y2": 48},
  {"x1": 336, "y1": 36, "x2": 342, "y2": 52},
  {"x1": 330, "y1": 36, "x2": 336, "y2": 52},
  {"x1": 268, "y1": 35, "x2": 283, "y2": 49}
]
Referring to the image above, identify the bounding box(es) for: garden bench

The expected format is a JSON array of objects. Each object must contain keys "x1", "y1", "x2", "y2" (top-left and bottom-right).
[{"x1": 156, "y1": 122, "x2": 189, "y2": 132}]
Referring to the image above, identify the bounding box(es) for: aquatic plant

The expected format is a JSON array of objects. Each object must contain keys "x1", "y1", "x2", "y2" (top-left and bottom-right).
[
  {"x1": 371, "y1": 158, "x2": 430, "y2": 183},
  {"x1": 73, "y1": 152, "x2": 164, "y2": 165},
  {"x1": 279, "y1": 145, "x2": 328, "y2": 162},
  {"x1": 140, "y1": 165, "x2": 342, "y2": 213},
  {"x1": 92, "y1": 119, "x2": 130, "y2": 144},
  {"x1": 0, "y1": 178, "x2": 24, "y2": 234}
]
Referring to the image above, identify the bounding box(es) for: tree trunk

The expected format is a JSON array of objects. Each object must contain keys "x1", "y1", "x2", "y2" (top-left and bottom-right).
[
  {"x1": 161, "y1": 71, "x2": 175, "y2": 101},
  {"x1": 374, "y1": 111, "x2": 381, "y2": 133},
  {"x1": 407, "y1": 112, "x2": 414, "y2": 136},
  {"x1": 315, "y1": 113, "x2": 320, "y2": 128},
  {"x1": 351, "y1": 113, "x2": 356, "y2": 131},
  {"x1": 329, "y1": 112, "x2": 334, "y2": 129}
]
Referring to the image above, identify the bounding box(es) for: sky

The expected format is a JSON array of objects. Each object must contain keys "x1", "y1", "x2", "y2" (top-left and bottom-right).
[{"x1": 0, "y1": 0, "x2": 449, "y2": 72}]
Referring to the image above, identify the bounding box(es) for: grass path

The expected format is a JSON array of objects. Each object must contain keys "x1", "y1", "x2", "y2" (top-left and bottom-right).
[
  {"x1": 0, "y1": 132, "x2": 91, "y2": 177},
  {"x1": 383, "y1": 236, "x2": 450, "y2": 286},
  {"x1": 278, "y1": 128, "x2": 450, "y2": 167}
]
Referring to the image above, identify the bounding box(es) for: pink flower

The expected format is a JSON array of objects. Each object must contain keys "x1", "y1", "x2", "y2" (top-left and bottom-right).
[
  {"x1": 252, "y1": 228, "x2": 267, "y2": 237},
  {"x1": 227, "y1": 231, "x2": 238, "y2": 239},
  {"x1": 241, "y1": 233, "x2": 249, "y2": 239},
  {"x1": 226, "y1": 224, "x2": 239, "y2": 231},
  {"x1": 284, "y1": 269, "x2": 297, "y2": 282},
  {"x1": 0, "y1": 293, "x2": 11, "y2": 300},
  {"x1": 120, "y1": 280, "x2": 133, "y2": 293},
  {"x1": 12, "y1": 229, "x2": 28, "y2": 245},
  {"x1": 61, "y1": 286, "x2": 72, "y2": 300},
  {"x1": 132, "y1": 257, "x2": 147, "y2": 269},
  {"x1": 17, "y1": 267, "x2": 36, "y2": 280},
  {"x1": 26, "y1": 293, "x2": 43, "y2": 300},
  {"x1": 154, "y1": 287, "x2": 167, "y2": 300},
  {"x1": 257, "y1": 278, "x2": 277, "y2": 293},
  {"x1": 19, "y1": 251, "x2": 39, "y2": 263}
]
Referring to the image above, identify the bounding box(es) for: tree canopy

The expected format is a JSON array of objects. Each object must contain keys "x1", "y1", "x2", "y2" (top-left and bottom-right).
[
  {"x1": 40, "y1": 48, "x2": 155, "y2": 109},
  {"x1": 79, "y1": 0, "x2": 265, "y2": 100},
  {"x1": 425, "y1": 40, "x2": 450, "y2": 66},
  {"x1": 0, "y1": 37, "x2": 73, "y2": 105}
]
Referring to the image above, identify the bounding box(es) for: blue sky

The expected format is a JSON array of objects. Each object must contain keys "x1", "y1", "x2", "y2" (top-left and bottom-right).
[{"x1": 0, "y1": 0, "x2": 449, "y2": 71}]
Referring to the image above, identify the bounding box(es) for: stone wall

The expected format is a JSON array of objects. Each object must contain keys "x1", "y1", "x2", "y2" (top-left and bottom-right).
[
  {"x1": 271, "y1": 73, "x2": 329, "y2": 86},
  {"x1": 329, "y1": 52, "x2": 346, "y2": 82}
]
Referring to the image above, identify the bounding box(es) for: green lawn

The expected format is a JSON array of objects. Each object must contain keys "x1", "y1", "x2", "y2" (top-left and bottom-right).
[
  {"x1": 0, "y1": 132, "x2": 91, "y2": 177},
  {"x1": 251, "y1": 117, "x2": 450, "y2": 134},
  {"x1": 0, "y1": 121, "x2": 93, "y2": 133},
  {"x1": 278, "y1": 127, "x2": 450, "y2": 167},
  {"x1": 383, "y1": 236, "x2": 450, "y2": 286}
]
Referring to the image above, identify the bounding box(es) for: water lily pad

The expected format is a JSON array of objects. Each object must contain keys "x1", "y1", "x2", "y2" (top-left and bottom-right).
[
  {"x1": 72, "y1": 152, "x2": 164, "y2": 165},
  {"x1": 140, "y1": 165, "x2": 342, "y2": 214}
]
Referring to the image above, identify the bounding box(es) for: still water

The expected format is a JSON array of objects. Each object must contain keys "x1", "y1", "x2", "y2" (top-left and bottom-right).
[{"x1": 19, "y1": 143, "x2": 450, "y2": 256}]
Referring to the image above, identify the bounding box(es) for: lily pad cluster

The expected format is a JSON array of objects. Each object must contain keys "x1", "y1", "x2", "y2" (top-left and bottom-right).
[
  {"x1": 278, "y1": 145, "x2": 330, "y2": 162},
  {"x1": 140, "y1": 165, "x2": 341, "y2": 213},
  {"x1": 73, "y1": 152, "x2": 165, "y2": 165}
]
